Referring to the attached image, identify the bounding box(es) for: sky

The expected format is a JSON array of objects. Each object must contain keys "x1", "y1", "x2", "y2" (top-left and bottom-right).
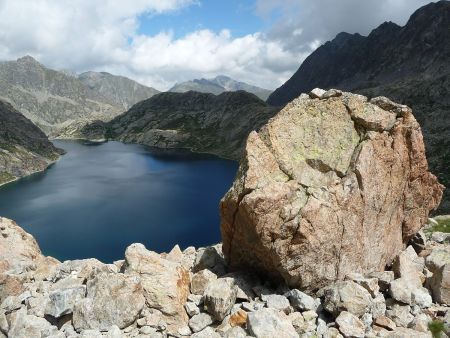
[{"x1": 0, "y1": 0, "x2": 436, "y2": 90}]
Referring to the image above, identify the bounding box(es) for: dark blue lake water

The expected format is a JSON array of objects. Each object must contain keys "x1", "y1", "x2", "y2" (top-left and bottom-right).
[{"x1": 0, "y1": 140, "x2": 238, "y2": 262}]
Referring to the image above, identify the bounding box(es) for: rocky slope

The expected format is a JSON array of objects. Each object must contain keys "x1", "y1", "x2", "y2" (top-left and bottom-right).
[
  {"x1": 0, "y1": 215, "x2": 449, "y2": 338},
  {"x1": 221, "y1": 89, "x2": 443, "y2": 291},
  {"x1": 0, "y1": 56, "x2": 159, "y2": 134},
  {"x1": 0, "y1": 100, "x2": 62, "y2": 185},
  {"x1": 266, "y1": 1, "x2": 450, "y2": 213},
  {"x1": 68, "y1": 91, "x2": 277, "y2": 160},
  {"x1": 170, "y1": 76, "x2": 272, "y2": 101},
  {"x1": 78, "y1": 72, "x2": 160, "y2": 111}
]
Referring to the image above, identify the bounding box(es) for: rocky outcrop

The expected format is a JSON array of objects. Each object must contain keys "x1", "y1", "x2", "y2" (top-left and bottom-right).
[
  {"x1": 266, "y1": 1, "x2": 450, "y2": 213},
  {"x1": 1, "y1": 216, "x2": 449, "y2": 337},
  {"x1": 0, "y1": 100, "x2": 62, "y2": 185},
  {"x1": 79, "y1": 91, "x2": 277, "y2": 160},
  {"x1": 221, "y1": 90, "x2": 443, "y2": 290}
]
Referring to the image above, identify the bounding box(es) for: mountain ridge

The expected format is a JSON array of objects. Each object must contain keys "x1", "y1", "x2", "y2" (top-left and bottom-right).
[
  {"x1": 0, "y1": 56, "x2": 160, "y2": 134},
  {"x1": 61, "y1": 90, "x2": 278, "y2": 160},
  {"x1": 170, "y1": 75, "x2": 272, "y2": 100}
]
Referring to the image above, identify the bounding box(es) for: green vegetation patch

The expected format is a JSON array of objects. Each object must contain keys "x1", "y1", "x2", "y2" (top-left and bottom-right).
[
  {"x1": 428, "y1": 216, "x2": 450, "y2": 233},
  {"x1": 0, "y1": 171, "x2": 16, "y2": 185}
]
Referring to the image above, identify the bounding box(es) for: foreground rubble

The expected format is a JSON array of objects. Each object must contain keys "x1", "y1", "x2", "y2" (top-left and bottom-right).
[{"x1": 0, "y1": 216, "x2": 449, "y2": 338}]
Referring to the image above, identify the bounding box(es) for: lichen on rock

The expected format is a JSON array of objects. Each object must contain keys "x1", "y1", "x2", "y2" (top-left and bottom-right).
[{"x1": 220, "y1": 90, "x2": 444, "y2": 291}]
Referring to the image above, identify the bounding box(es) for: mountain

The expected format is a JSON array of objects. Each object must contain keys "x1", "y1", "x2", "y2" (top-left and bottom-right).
[
  {"x1": 266, "y1": 0, "x2": 450, "y2": 213},
  {"x1": 78, "y1": 71, "x2": 160, "y2": 110},
  {"x1": 169, "y1": 76, "x2": 272, "y2": 100},
  {"x1": 0, "y1": 100, "x2": 62, "y2": 185},
  {"x1": 69, "y1": 91, "x2": 277, "y2": 160},
  {"x1": 0, "y1": 56, "x2": 159, "y2": 134}
]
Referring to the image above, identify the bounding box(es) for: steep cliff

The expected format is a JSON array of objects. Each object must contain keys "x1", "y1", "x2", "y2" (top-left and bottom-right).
[
  {"x1": 267, "y1": 1, "x2": 450, "y2": 212},
  {"x1": 0, "y1": 100, "x2": 62, "y2": 185}
]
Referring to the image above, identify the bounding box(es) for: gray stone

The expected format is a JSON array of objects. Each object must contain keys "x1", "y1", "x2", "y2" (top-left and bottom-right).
[
  {"x1": 324, "y1": 327, "x2": 344, "y2": 338},
  {"x1": 385, "y1": 301, "x2": 414, "y2": 328},
  {"x1": 316, "y1": 317, "x2": 327, "y2": 336},
  {"x1": 286, "y1": 289, "x2": 318, "y2": 311},
  {"x1": 191, "y1": 269, "x2": 217, "y2": 295},
  {"x1": 336, "y1": 311, "x2": 365, "y2": 338},
  {"x1": 385, "y1": 327, "x2": 431, "y2": 338},
  {"x1": 345, "y1": 273, "x2": 380, "y2": 297},
  {"x1": 45, "y1": 285, "x2": 86, "y2": 318},
  {"x1": 139, "y1": 325, "x2": 158, "y2": 335},
  {"x1": 309, "y1": 88, "x2": 326, "y2": 99},
  {"x1": 8, "y1": 308, "x2": 58, "y2": 338},
  {"x1": 223, "y1": 326, "x2": 248, "y2": 338},
  {"x1": 425, "y1": 247, "x2": 450, "y2": 272},
  {"x1": 361, "y1": 313, "x2": 373, "y2": 328},
  {"x1": 322, "y1": 281, "x2": 372, "y2": 317},
  {"x1": 392, "y1": 246, "x2": 424, "y2": 286},
  {"x1": 124, "y1": 243, "x2": 190, "y2": 333},
  {"x1": 72, "y1": 272, "x2": 145, "y2": 331},
  {"x1": 185, "y1": 301, "x2": 200, "y2": 317},
  {"x1": 178, "y1": 325, "x2": 192, "y2": 336},
  {"x1": 203, "y1": 278, "x2": 238, "y2": 321},
  {"x1": 193, "y1": 245, "x2": 226, "y2": 276},
  {"x1": 0, "y1": 310, "x2": 8, "y2": 334},
  {"x1": 247, "y1": 308, "x2": 298, "y2": 338},
  {"x1": 411, "y1": 287, "x2": 432, "y2": 308},
  {"x1": 370, "y1": 292, "x2": 386, "y2": 319},
  {"x1": 368, "y1": 271, "x2": 395, "y2": 292},
  {"x1": 188, "y1": 294, "x2": 203, "y2": 306},
  {"x1": 261, "y1": 294, "x2": 290, "y2": 312},
  {"x1": 322, "y1": 89, "x2": 343, "y2": 99},
  {"x1": 0, "y1": 295, "x2": 21, "y2": 313},
  {"x1": 105, "y1": 325, "x2": 122, "y2": 338},
  {"x1": 389, "y1": 278, "x2": 414, "y2": 304},
  {"x1": 189, "y1": 313, "x2": 214, "y2": 333},
  {"x1": 191, "y1": 326, "x2": 221, "y2": 338},
  {"x1": 224, "y1": 272, "x2": 259, "y2": 301},
  {"x1": 428, "y1": 263, "x2": 450, "y2": 304},
  {"x1": 431, "y1": 232, "x2": 450, "y2": 243}
]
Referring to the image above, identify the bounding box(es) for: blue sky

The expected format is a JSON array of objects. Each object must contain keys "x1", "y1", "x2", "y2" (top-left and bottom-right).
[
  {"x1": 0, "y1": 0, "x2": 435, "y2": 90},
  {"x1": 138, "y1": 1, "x2": 272, "y2": 39}
]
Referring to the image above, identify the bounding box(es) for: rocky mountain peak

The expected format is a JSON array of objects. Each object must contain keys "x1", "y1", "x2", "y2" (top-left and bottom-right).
[{"x1": 15, "y1": 55, "x2": 43, "y2": 68}]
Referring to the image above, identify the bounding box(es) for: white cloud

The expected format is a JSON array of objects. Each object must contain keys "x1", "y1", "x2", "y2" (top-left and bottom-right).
[
  {"x1": 0, "y1": 0, "x2": 436, "y2": 91},
  {"x1": 256, "y1": 0, "x2": 435, "y2": 54},
  {"x1": 0, "y1": 0, "x2": 299, "y2": 90}
]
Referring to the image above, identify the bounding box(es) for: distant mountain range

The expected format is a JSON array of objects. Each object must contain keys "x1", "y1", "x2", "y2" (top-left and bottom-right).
[
  {"x1": 61, "y1": 91, "x2": 277, "y2": 160},
  {"x1": 0, "y1": 56, "x2": 272, "y2": 135},
  {"x1": 0, "y1": 100, "x2": 62, "y2": 185},
  {"x1": 0, "y1": 56, "x2": 160, "y2": 134},
  {"x1": 169, "y1": 75, "x2": 272, "y2": 101},
  {"x1": 267, "y1": 0, "x2": 450, "y2": 213}
]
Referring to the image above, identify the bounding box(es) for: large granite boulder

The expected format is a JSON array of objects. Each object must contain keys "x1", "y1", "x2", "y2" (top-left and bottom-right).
[
  {"x1": 72, "y1": 272, "x2": 145, "y2": 331},
  {"x1": 0, "y1": 217, "x2": 42, "y2": 274},
  {"x1": 123, "y1": 243, "x2": 191, "y2": 333},
  {"x1": 220, "y1": 91, "x2": 443, "y2": 290}
]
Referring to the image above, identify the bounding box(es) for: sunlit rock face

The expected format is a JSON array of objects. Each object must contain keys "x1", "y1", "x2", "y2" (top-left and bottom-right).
[{"x1": 220, "y1": 90, "x2": 444, "y2": 291}]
